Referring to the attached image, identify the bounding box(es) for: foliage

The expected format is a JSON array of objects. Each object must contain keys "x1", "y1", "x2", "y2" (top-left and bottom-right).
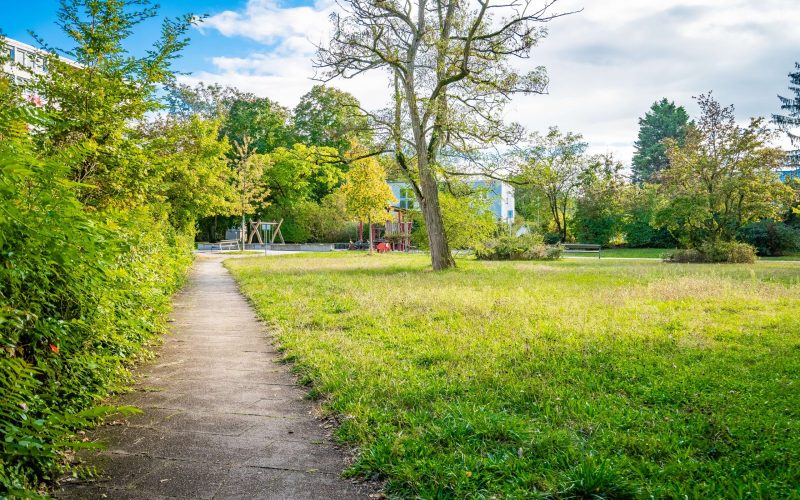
[
  {"x1": 140, "y1": 116, "x2": 237, "y2": 230},
  {"x1": 411, "y1": 185, "x2": 498, "y2": 251},
  {"x1": 667, "y1": 241, "x2": 757, "y2": 263},
  {"x1": 31, "y1": 0, "x2": 195, "y2": 209},
  {"x1": 658, "y1": 93, "x2": 793, "y2": 248},
  {"x1": 220, "y1": 97, "x2": 295, "y2": 154},
  {"x1": 0, "y1": 94, "x2": 192, "y2": 495},
  {"x1": 264, "y1": 193, "x2": 357, "y2": 244},
  {"x1": 574, "y1": 155, "x2": 627, "y2": 246},
  {"x1": 665, "y1": 248, "x2": 704, "y2": 263},
  {"x1": 475, "y1": 233, "x2": 562, "y2": 261},
  {"x1": 0, "y1": 0, "x2": 222, "y2": 493},
  {"x1": 632, "y1": 98, "x2": 690, "y2": 183},
  {"x1": 513, "y1": 127, "x2": 590, "y2": 242},
  {"x1": 341, "y1": 154, "x2": 395, "y2": 251},
  {"x1": 165, "y1": 81, "x2": 244, "y2": 120},
  {"x1": 293, "y1": 85, "x2": 370, "y2": 155},
  {"x1": 622, "y1": 184, "x2": 677, "y2": 248},
  {"x1": 264, "y1": 144, "x2": 344, "y2": 208},
  {"x1": 737, "y1": 220, "x2": 800, "y2": 257},
  {"x1": 230, "y1": 136, "x2": 271, "y2": 228},
  {"x1": 342, "y1": 154, "x2": 395, "y2": 220},
  {"x1": 228, "y1": 253, "x2": 800, "y2": 498},
  {"x1": 513, "y1": 184, "x2": 550, "y2": 232},
  {"x1": 773, "y1": 62, "x2": 800, "y2": 163},
  {"x1": 302, "y1": 192, "x2": 359, "y2": 243}
]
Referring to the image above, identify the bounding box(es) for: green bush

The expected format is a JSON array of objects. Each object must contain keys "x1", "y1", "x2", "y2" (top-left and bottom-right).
[
  {"x1": 665, "y1": 248, "x2": 704, "y2": 263},
  {"x1": 666, "y1": 241, "x2": 756, "y2": 263},
  {"x1": 476, "y1": 234, "x2": 562, "y2": 261},
  {"x1": 0, "y1": 87, "x2": 192, "y2": 495},
  {"x1": 623, "y1": 184, "x2": 678, "y2": 248},
  {"x1": 738, "y1": 220, "x2": 800, "y2": 256}
]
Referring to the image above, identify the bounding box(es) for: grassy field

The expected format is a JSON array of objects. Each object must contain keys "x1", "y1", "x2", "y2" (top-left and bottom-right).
[
  {"x1": 574, "y1": 247, "x2": 800, "y2": 261},
  {"x1": 227, "y1": 253, "x2": 800, "y2": 498},
  {"x1": 592, "y1": 248, "x2": 674, "y2": 259}
]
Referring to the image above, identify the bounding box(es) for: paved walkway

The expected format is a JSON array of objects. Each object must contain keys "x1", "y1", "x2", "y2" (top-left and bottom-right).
[{"x1": 57, "y1": 254, "x2": 374, "y2": 499}]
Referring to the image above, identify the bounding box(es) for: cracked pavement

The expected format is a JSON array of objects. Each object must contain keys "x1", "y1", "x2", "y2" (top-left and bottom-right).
[{"x1": 56, "y1": 254, "x2": 375, "y2": 499}]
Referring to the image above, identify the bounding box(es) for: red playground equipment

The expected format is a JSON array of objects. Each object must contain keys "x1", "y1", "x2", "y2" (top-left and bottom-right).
[{"x1": 356, "y1": 207, "x2": 413, "y2": 252}]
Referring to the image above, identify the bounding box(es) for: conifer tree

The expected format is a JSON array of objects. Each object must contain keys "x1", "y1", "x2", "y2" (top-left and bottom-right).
[
  {"x1": 632, "y1": 98, "x2": 690, "y2": 183},
  {"x1": 773, "y1": 62, "x2": 800, "y2": 163}
]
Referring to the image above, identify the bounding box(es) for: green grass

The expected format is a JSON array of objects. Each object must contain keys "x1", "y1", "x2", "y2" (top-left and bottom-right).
[
  {"x1": 592, "y1": 248, "x2": 674, "y2": 259},
  {"x1": 577, "y1": 247, "x2": 800, "y2": 261},
  {"x1": 226, "y1": 253, "x2": 800, "y2": 498},
  {"x1": 760, "y1": 252, "x2": 800, "y2": 261}
]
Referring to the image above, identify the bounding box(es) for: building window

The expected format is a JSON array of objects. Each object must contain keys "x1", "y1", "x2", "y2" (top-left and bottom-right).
[{"x1": 399, "y1": 187, "x2": 416, "y2": 209}]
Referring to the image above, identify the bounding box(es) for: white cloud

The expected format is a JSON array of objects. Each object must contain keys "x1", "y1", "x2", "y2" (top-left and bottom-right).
[
  {"x1": 188, "y1": 0, "x2": 800, "y2": 163},
  {"x1": 198, "y1": 0, "x2": 335, "y2": 49}
]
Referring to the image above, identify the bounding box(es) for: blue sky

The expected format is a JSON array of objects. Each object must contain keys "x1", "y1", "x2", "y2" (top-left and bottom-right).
[
  {"x1": 3, "y1": 0, "x2": 799, "y2": 163},
  {"x1": 1, "y1": 0, "x2": 262, "y2": 75}
]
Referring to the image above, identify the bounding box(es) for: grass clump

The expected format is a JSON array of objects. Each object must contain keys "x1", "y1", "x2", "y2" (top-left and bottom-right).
[{"x1": 227, "y1": 253, "x2": 800, "y2": 498}]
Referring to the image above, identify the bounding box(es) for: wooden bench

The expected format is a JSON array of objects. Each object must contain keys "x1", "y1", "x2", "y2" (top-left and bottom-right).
[
  {"x1": 215, "y1": 239, "x2": 240, "y2": 252},
  {"x1": 563, "y1": 243, "x2": 602, "y2": 258}
]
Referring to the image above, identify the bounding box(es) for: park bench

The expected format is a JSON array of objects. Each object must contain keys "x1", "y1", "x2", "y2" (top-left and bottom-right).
[
  {"x1": 563, "y1": 243, "x2": 602, "y2": 258},
  {"x1": 215, "y1": 239, "x2": 240, "y2": 252}
]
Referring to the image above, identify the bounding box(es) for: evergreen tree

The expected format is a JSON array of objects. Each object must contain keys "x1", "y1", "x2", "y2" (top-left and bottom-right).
[
  {"x1": 632, "y1": 98, "x2": 690, "y2": 183},
  {"x1": 773, "y1": 62, "x2": 800, "y2": 163}
]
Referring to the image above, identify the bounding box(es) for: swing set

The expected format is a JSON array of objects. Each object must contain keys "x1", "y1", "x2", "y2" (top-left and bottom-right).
[{"x1": 246, "y1": 219, "x2": 285, "y2": 246}]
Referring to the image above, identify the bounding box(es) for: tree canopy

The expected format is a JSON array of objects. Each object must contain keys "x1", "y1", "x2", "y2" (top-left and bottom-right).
[
  {"x1": 221, "y1": 97, "x2": 295, "y2": 154},
  {"x1": 341, "y1": 153, "x2": 396, "y2": 252},
  {"x1": 293, "y1": 85, "x2": 370, "y2": 155},
  {"x1": 658, "y1": 93, "x2": 792, "y2": 247},
  {"x1": 512, "y1": 127, "x2": 589, "y2": 242},
  {"x1": 773, "y1": 62, "x2": 800, "y2": 163},
  {"x1": 632, "y1": 98, "x2": 690, "y2": 184}
]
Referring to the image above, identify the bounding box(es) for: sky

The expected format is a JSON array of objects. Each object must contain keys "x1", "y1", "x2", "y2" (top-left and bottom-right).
[{"x1": 3, "y1": 0, "x2": 799, "y2": 164}]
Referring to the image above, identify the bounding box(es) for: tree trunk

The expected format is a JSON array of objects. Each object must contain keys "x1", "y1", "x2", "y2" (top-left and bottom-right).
[
  {"x1": 368, "y1": 216, "x2": 374, "y2": 255},
  {"x1": 418, "y1": 165, "x2": 455, "y2": 270},
  {"x1": 547, "y1": 194, "x2": 563, "y2": 242}
]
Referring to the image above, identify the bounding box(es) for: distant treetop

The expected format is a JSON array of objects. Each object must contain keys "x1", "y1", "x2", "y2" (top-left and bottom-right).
[{"x1": 632, "y1": 98, "x2": 690, "y2": 184}]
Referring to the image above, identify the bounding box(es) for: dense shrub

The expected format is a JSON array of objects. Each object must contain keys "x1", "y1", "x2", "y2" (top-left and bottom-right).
[
  {"x1": 738, "y1": 220, "x2": 800, "y2": 256},
  {"x1": 666, "y1": 241, "x2": 756, "y2": 263},
  {"x1": 623, "y1": 184, "x2": 678, "y2": 248},
  {"x1": 476, "y1": 234, "x2": 562, "y2": 260},
  {"x1": 0, "y1": 100, "x2": 193, "y2": 495},
  {"x1": 666, "y1": 248, "x2": 704, "y2": 263}
]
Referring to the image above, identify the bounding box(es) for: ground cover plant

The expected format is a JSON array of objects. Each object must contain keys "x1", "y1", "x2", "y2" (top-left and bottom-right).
[{"x1": 227, "y1": 253, "x2": 800, "y2": 498}]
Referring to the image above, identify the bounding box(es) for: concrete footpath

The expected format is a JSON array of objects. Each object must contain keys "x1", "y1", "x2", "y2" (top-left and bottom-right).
[{"x1": 57, "y1": 254, "x2": 375, "y2": 499}]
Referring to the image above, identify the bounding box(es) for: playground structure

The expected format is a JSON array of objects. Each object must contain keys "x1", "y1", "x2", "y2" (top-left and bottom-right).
[
  {"x1": 246, "y1": 219, "x2": 285, "y2": 245},
  {"x1": 355, "y1": 207, "x2": 413, "y2": 252}
]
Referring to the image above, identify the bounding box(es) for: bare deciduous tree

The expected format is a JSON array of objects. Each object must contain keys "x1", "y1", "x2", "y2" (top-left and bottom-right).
[{"x1": 316, "y1": 0, "x2": 572, "y2": 269}]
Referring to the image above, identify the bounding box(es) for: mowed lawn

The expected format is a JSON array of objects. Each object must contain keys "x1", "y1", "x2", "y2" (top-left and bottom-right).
[{"x1": 226, "y1": 253, "x2": 800, "y2": 498}]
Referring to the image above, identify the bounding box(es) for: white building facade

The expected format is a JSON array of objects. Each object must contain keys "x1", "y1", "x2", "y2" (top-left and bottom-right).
[
  {"x1": 388, "y1": 178, "x2": 516, "y2": 224},
  {"x1": 2, "y1": 37, "x2": 50, "y2": 85}
]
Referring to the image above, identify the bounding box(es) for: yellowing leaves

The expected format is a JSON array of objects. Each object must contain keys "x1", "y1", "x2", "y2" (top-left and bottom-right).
[{"x1": 341, "y1": 154, "x2": 396, "y2": 224}]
